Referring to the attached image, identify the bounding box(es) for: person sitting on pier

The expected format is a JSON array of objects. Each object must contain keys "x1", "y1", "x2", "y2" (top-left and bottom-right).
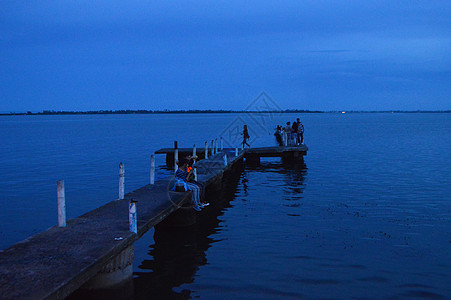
[
  {"x1": 187, "y1": 157, "x2": 208, "y2": 206},
  {"x1": 242, "y1": 125, "x2": 251, "y2": 148},
  {"x1": 175, "y1": 157, "x2": 206, "y2": 211}
]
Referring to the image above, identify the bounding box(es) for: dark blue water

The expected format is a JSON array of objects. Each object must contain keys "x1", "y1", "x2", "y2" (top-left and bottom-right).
[{"x1": 1, "y1": 113, "x2": 450, "y2": 299}]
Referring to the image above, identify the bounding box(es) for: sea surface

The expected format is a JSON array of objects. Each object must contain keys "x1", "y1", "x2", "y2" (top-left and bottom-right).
[{"x1": 1, "y1": 113, "x2": 450, "y2": 299}]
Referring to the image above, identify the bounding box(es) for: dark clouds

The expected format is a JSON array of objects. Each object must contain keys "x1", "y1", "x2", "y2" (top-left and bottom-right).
[{"x1": 1, "y1": 1, "x2": 450, "y2": 111}]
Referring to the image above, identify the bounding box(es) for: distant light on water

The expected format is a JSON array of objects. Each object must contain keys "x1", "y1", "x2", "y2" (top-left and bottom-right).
[{"x1": 342, "y1": 111, "x2": 346, "y2": 114}]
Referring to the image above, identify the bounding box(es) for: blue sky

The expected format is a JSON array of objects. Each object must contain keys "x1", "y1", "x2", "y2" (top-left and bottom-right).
[{"x1": 1, "y1": 1, "x2": 450, "y2": 111}]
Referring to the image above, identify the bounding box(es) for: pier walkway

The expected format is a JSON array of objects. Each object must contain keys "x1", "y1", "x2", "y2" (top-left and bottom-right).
[{"x1": 0, "y1": 144, "x2": 306, "y2": 299}]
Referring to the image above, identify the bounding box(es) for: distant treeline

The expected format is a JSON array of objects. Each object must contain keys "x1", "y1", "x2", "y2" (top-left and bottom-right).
[
  {"x1": 2, "y1": 109, "x2": 324, "y2": 116},
  {"x1": 1, "y1": 109, "x2": 450, "y2": 116}
]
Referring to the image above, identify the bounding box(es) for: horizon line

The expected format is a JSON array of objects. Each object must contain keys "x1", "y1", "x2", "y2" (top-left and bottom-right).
[{"x1": 1, "y1": 109, "x2": 450, "y2": 116}]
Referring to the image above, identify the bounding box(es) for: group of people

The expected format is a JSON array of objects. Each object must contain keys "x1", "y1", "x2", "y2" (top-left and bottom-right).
[
  {"x1": 174, "y1": 155, "x2": 209, "y2": 211},
  {"x1": 175, "y1": 121, "x2": 304, "y2": 210},
  {"x1": 274, "y1": 118, "x2": 304, "y2": 146}
]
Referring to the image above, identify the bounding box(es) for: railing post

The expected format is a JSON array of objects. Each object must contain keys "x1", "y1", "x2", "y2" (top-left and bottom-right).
[
  {"x1": 211, "y1": 140, "x2": 214, "y2": 155},
  {"x1": 174, "y1": 141, "x2": 178, "y2": 171},
  {"x1": 223, "y1": 154, "x2": 228, "y2": 166},
  {"x1": 205, "y1": 141, "x2": 208, "y2": 159},
  {"x1": 57, "y1": 180, "x2": 66, "y2": 227},
  {"x1": 129, "y1": 199, "x2": 138, "y2": 234},
  {"x1": 235, "y1": 147, "x2": 238, "y2": 157},
  {"x1": 150, "y1": 154, "x2": 155, "y2": 185},
  {"x1": 119, "y1": 162, "x2": 125, "y2": 200},
  {"x1": 215, "y1": 138, "x2": 218, "y2": 154},
  {"x1": 193, "y1": 144, "x2": 196, "y2": 157},
  {"x1": 220, "y1": 137, "x2": 223, "y2": 150}
]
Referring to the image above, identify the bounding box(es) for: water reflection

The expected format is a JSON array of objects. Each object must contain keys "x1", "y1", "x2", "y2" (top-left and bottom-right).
[
  {"x1": 132, "y1": 159, "x2": 307, "y2": 299},
  {"x1": 249, "y1": 158, "x2": 307, "y2": 207},
  {"x1": 133, "y1": 169, "x2": 242, "y2": 299}
]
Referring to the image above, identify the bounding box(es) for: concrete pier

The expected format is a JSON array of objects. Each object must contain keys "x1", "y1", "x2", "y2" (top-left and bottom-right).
[
  {"x1": 0, "y1": 144, "x2": 307, "y2": 299},
  {"x1": 0, "y1": 148, "x2": 247, "y2": 299}
]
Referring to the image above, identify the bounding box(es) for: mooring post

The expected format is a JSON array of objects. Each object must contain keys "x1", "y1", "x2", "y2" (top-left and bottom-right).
[
  {"x1": 119, "y1": 162, "x2": 125, "y2": 200},
  {"x1": 220, "y1": 137, "x2": 223, "y2": 150},
  {"x1": 223, "y1": 154, "x2": 228, "y2": 166},
  {"x1": 150, "y1": 154, "x2": 155, "y2": 185},
  {"x1": 193, "y1": 144, "x2": 196, "y2": 157},
  {"x1": 129, "y1": 199, "x2": 138, "y2": 234},
  {"x1": 215, "y1": 138, "x2": 218, "y2": 154},
  {"x1": 205, "y1": 141, "x2": 208, "y2": 159},
  {"x1": 242, "y1": 142, "x2": 244, "y2": 150},
  {"x1": 211, "y1": 140, "x2": 214, "y2": 155},
  {"x1": 57, "y1": 180, "x2": 66, "y2": 227},
  {"x1": 235, "y1": 147, "x2": 238, "y2": 156},
  {"x1": 174, "y1": 141, "x2": 179, "y2": 171}
]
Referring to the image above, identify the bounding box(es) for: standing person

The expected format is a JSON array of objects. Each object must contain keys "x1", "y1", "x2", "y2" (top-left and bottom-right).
[
  {"x1": 285, "y1": 122, "x2": 292, "y2": 145},
  {"x1": 242, "y1": 125, "x2": 250, "y2": 148},
  {"x1": 298, "y1": 119, "x2": 304, "y2": 144},
  {"x1": 274, "y1": 125, "x2": 283, "y2": 146},
  {"x1": 292, "y1": 120, "x2": 299, "y2": 145}
]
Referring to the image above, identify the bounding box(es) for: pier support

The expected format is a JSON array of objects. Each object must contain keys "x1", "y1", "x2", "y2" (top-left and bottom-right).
[
  {"x1": 82, "y1": 245, "x2": 135, "y2": 291},
  {"x1": 245, "y1": 154, "x2": 260, "y2": 165}
]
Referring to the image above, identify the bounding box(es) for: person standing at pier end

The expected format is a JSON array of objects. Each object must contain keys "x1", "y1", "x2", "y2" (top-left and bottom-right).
[
  {"x1": 242, "y1": 125, "x2": 250, "y2": 148},
  {"x1": 292, "y1": 120, "x2": 299, "y2": 145},
  {"x1": 285, "y1": 122, "x2": 292, "y2": 145},
  {"x1": 297, "y1": 118, "x2": 304, "y2": 144}
]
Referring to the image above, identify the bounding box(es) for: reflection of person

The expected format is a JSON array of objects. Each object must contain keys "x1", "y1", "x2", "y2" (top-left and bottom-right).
[
  {"x1": 175, "y1": 157, "x2": 205, "y2": 211},
  {"x1": 242, "y1": 125, "x2": 250, "y2": 148}
]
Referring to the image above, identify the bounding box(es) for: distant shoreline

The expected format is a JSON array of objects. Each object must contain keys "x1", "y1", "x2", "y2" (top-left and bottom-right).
[{"x1": 0, "y1": 109, "x2": 450, "y2": 116}]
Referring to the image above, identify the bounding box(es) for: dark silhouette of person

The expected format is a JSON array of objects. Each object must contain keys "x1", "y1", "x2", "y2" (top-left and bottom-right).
[
  {"x1": 242, "y1": 125, "x2": 250, "y2": 148},
  {"x1": 297, "y1": 118, "x2": 304, "y2": 144}
]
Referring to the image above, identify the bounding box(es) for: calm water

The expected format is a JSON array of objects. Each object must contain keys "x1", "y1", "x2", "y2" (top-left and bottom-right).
[{"x1": 1, "y1": 113, "x2": 450, "y2": 299}]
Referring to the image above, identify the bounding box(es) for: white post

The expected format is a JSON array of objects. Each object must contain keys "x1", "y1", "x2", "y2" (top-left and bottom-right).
[
  {"x1": 223, "y1": 154, "x2": 228, "y2": 166},
  {"x1": 220, "y1": 137, "x2": 223, "y2": 150},
  {"x1": 129, "y1": 199, "x2": 137, "y2": 234},
  {"x1": 215, "y1": 138, "x2": 218, "y2": 154},
  {"x1": 150, "y1": 154, "x2": 155, "y2": 185},
  {"x1": 211, "y1": 140, "x2": 214, "y2": 155},
  {"x1": 235, "y1": 147, "x2": 238, "y2": 157},
  {"x1": 205, "y1": 141, "x2": 208, "y2": 159},
  {"x1": 174, "y1": 149, "x2": 179, "y2": 171},
  {"x1": 57, "y1": 180, "x2": 66, "y2": 227},
  {"x1": 119, "y1": 162, "x2": 125, "y2": 200},
  {"x1": 194, "y1": 166, "x2": 198, "y2": 181},
  {"x1": 193, "y1": 144, "x2": 197, "y2": 157}
]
